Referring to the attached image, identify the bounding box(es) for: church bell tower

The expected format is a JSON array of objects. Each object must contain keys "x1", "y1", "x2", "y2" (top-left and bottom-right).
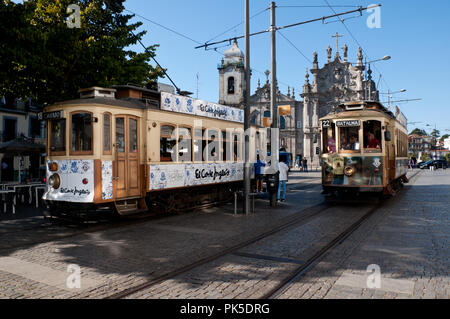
[{"x1": 218, "y1": 40, "x2": 246, "y2": 108}]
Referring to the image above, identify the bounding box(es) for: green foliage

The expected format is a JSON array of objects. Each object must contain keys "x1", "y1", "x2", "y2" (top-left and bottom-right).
[
  {"x1": 440, "y1": 134, "x2": 449, "y2": 141},
  {"x1": 444, "y1": 153, "x2": 450, "y2": 163},
  {"x1": 409, "y1": 128, "x2": 427, "y2": 136},
  {"x1": 430, "y1": 129, "x2": 440, "y2": 139},
  {"x1": 0, "y1": 0, "x2": 164, "y2": 105},
  {"x1": 420, "y1": 153, "x2": 431, "y2": 162}
]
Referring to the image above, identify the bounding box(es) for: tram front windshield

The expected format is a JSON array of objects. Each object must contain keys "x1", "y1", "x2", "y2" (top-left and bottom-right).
[
  {"x1": 322, "y1": 123, "x2": 336, "y2": 154},
  {"x1": 339, "y1": 126, "x2": 360, "y2": 151}
]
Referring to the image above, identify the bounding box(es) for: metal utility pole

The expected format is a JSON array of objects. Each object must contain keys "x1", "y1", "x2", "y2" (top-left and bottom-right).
[
  {"x1": 270, "y1": 1, "x2": 279, "y2": 206},
  {"x1": 243, "y1": 0, "x2": 251, "y2": 214}
]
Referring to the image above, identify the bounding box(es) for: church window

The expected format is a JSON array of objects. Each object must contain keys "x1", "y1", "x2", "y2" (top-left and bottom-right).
[
  {"x1": 280, "y1": 116, "x2": 286, "y2": 129},
  {"x1": 227, "y1": 77, "x2": 235, "y2": 94}
]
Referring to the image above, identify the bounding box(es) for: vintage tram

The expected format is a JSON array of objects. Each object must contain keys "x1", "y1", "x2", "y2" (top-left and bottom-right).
[
  {"x1": 41, "y1": 85, "x2": 266, "y2": 217},
  {"x1": 320, "y1": 101, "x2": 409, "y2": 196}
]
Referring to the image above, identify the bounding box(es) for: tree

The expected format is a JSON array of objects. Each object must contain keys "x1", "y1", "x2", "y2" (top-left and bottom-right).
[
  {"x1": 0, "y1": 0, "x2": 164, "y2": 105},
  {"x1": 409, "y1": 128, "x2": 427, "y2": 136},
  {"x1": 430, "y1": 129, "x2": 440, "y2": 139},
  {"x1": 439, "y1": 134, "x2": 449, "y2": 142}
]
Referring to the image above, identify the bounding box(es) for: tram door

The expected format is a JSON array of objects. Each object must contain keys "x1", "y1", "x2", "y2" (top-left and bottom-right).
[{"x1": 115, "y1": 116, "x2": 140, "y2": 198}]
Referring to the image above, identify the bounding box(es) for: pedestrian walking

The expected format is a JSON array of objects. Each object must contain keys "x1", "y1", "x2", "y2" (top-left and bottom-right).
[
  {"x1": 254, "y1": 154, "x2": 266, "y2": 193},
  {"x1": 277, "y1": 158, "x2": 289, "y2": 202},
  {"x1": 303, "y1": 158, "x2": 308, "y2": 172}
]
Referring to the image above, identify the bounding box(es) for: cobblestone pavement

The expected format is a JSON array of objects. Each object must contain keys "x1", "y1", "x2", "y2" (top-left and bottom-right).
[
  {"x1": 1, "y1": 169, "x2": 447, "y2": 299},
  {"x1": 277, "y1": 169, "x2": 449, "y2": 299},
  {"x1": 0, "y1": 172, "x2": 322, "y2": 298}
]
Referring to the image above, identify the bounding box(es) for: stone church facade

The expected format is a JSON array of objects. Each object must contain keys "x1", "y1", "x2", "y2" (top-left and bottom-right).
[
  {"x1": 218, "y1": 40, "x2": 378, "y2": 167},
  {"x1": 301, "y1": 44, "x2": 379, "y2": 166}
]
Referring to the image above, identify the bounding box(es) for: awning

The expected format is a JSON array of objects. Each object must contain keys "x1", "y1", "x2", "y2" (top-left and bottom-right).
[{"x1": 0, "y1": 137, "x2": 45, "y2": 154}]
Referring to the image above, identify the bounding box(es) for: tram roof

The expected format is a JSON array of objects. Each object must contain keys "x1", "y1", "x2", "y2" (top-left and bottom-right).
[
  {"x1": 53, "y1": 97, "x2": 154, "y2": 110},
  {"x1": 320, "y1": 100, "x2": 395, "y2": 120}
]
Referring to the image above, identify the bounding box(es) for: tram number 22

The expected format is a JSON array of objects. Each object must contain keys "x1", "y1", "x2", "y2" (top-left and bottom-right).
[{"x1": 322, "y1": 120, "x2": 330, "y2": 128}]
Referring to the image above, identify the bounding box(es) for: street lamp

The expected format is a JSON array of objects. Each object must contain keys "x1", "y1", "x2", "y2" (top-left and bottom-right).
[
  {"x1": 365, "y1": 55, "x2": 391, "y2": 101},
  {"x1": 380, "y1": 89, "x2": 406, "y2": 109}
]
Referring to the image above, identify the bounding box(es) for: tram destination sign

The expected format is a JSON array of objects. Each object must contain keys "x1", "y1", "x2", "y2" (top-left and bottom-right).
[
  {"x1": 38, "y1": 110, "x2": 65, "y2": 120},
  {"x1": 336, "y1": 120, "x2": 360, "y2": 127}
]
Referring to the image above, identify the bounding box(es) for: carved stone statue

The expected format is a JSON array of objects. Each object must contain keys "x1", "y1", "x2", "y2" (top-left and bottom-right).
[
  {"x1": 327, "y1": 45, "x2": 332, "y2": 62},
  {"x1": 313, "y1": 51, "x2": 318, "y2": 64},
  {"x1": 357, "y1": 47, "x2": 363, "y2": 62},
  {"x1": 343, "y1": 44, "x2": 348, "y2": 62}
]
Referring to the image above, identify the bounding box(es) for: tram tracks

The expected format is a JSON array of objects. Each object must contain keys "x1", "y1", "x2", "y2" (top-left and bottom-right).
[
  {"x1": 0, "y1": 181, "x2": 321, "y2": 250},
  {"x1": 263, "y1": 170, "x2": 422, "y2": 299},
  {"x1": 105, "y1": 201, "x2": 331, "y2": 299},
  {"x1": 105, "y1": 171, "x2": 421, "y2": 299}
]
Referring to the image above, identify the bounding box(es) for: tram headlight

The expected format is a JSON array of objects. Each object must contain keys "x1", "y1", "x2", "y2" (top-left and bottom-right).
[
  {"x1": 49, "y1": 162, "x2": 58, "y2": 172},
  {"x1": 48, "y1": 173, "x2": 61, "y2": 189},
  {"x1": 344, "y1": 166, "x2": 355, "y2": 177}
]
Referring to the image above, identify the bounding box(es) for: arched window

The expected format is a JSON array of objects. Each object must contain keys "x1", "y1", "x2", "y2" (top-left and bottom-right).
[
  {"x1": 280, "y1": 116, "x2": 286, "y2": 130},
  {"x1": 250, "y1": 110, "x2": 258, "y2": 125},
  {"x1": 227, "y1": 77, "x2": 235, "y2": 94}
]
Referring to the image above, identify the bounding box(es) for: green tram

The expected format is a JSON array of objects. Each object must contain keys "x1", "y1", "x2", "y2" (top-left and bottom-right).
[{"x1": 320, "y1": 101, "x2": 409, "y2": 196}]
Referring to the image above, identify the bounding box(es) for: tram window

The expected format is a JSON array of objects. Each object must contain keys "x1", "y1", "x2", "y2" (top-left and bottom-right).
[
  {"x1": 178, "y1": 127, "x2": 192, "y2": 162},
  {"x1": 115, "y1": 118, "x2": 125, "y2": 153},
  {"x1": 322, "y1": 123, "x2": 336, "y2": 154},
  {"x1": 232, "y1": 132, "x2": 243, "y2": 162},
  {"x1": 129, "y1": 118, "x2": 138, "y2": 153},
  {"x1": 49, "y1": 119, "x2": 66, "y2": 153},
  {"x1": 103, "y1": 114, "x2": 111, "y2": 154},
  {"x1": 363, "y1": 120, "x2": 382, "y2": 152},
  {"x1": 222, "y1": 131, "x2": 228, "y2": 162},
  {"x1": 339, "y1": 126, "x2": 360, "y2": 151},
  {"x1": 160, "y1": 125, "x2": 176, "y2": 162},
  {"x1": 207, "y1": 129, "x2": 220, "y2": 161},
  {"x1": 71, "y1": 112, "x2": 92, "y2": 153},
  {"x1": 193, "y1": 128, "x2": 204, "y2": 162}
]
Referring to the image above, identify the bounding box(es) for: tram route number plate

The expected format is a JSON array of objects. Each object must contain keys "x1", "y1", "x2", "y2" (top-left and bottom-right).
[
  {"x1": 38, "y1": 110, "x2": 64, "y2": 120},
  {"x1": 336, "y1": 120, "x2": 360, "y2": 127},
  {"x1": 322, "y1": 120, "x2": 330, "y2": 127}
]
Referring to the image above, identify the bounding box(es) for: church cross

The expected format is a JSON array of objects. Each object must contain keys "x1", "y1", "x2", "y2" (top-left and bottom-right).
[{"x1": 332, "y1": 32, "x2": 343, "y2": 56}]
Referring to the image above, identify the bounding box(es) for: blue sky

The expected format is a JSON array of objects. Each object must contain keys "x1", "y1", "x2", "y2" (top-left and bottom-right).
[{"x1": 124, "y1": 0, "x2": 450, "y2": 136}]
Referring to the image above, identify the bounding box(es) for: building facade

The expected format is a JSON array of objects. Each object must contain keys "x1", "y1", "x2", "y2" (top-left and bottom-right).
[
  {"x1": 218, "y1": 41, "x2": 377, "y2": 168},
  {"x1": 0, "y1": 97, "x2": 46, "y2": 181},
  {"x1": 218, "y1": 42, "x2": 300, "y2": 161},
  {"x1": 301, "y1": 45, "x2": 377, "y2": 166}
]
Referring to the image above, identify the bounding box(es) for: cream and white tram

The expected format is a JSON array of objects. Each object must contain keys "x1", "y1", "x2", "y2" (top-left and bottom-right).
[
  {"x1": 42, "y1": 85, "x2": 263, "y2": 217},
  {"x1": 320, "y1": 101, "x2": 409, "y2": 196}
]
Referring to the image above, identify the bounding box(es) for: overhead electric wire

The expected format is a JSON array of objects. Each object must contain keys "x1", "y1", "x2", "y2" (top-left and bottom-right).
[
  {"x1": 124, "y1": 8, "x2": 202, "y2": 45},
  {"x1": 205, "y1": 7, "x2": 269, "y2": 44},
  {"x1": 195, "y1": 5, "x2": 378, "y2": 49},
  {"x1": 278, "y1": 30, "x2": 312, "y2": 64},
  {"x1": 125, "y1": 7, "x2": 294, "y2": 93},
  {"x1": 277, "y1": 5, "x2": 360, "y2": 8},
  {"x1": 322, "y1": 0, "x2": 391, "y2": 92}
]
